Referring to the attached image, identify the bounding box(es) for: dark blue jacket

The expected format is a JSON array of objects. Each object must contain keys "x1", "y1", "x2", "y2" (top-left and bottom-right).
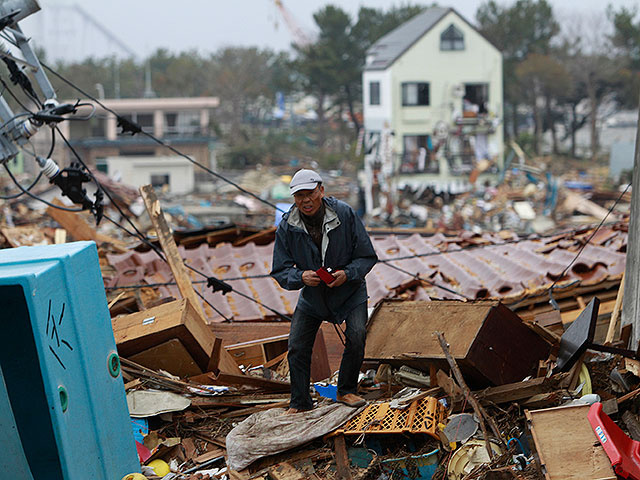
[{"x1": 271, "y1": 196, "x2": 378, "y2": 323}]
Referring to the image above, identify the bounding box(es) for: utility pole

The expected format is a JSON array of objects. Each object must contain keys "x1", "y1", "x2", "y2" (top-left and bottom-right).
[{"x1": 621, "y1": 106, "x2": 640, "y2": 347}]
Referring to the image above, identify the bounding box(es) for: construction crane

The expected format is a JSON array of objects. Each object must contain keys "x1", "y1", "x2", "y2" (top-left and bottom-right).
[{"x1": 273, "y1": 0, "x2": 312, "y2": 47}]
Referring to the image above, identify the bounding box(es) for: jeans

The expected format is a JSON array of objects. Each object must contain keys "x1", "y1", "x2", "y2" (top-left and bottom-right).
[{"x1": 287, "y1": 302, "x2": 367, "y2": 410}]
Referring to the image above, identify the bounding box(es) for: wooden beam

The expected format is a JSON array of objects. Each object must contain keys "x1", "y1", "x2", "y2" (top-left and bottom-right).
[
  {"x1": 474, "y1": 375, "x2": 566, "y2": 405},
  {"x1": 606, "y1": 274, "x2": 625, "y2": 343},
  {"x1": 561, "y1": 298, "x2": 616, "y2": 325},
  {"x1": 333, "y1": 435, "x2": 352, "y2": 480},
  {"x1": 46, "y1": 198, "x2": 128, "y2": 251},
  {"x1": 233, "y1": 226, "x2": 277, "y2": 247},
  {"x1": 268, "y1": 462, "x2": 306, "y2": 480},
  {"x1": 436, "y1": 331, "x2": 504, "y2": 458},
  {"x1": 139, "y1": 185, "x2": 205, "y2": 318}
]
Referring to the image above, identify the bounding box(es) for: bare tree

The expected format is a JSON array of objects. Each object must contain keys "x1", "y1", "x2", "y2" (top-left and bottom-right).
[{"x1": 560, "y1": 12, "x2": 622, "y2": 161}]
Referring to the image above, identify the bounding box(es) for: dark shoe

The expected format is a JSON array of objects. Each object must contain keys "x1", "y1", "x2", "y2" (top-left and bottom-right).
[
  {"x1": 284, "y1": 407, "x2": 311, "y2": 415},
  {"x1": 336, "y1": 393, "x2": 366, "y2": 407}
]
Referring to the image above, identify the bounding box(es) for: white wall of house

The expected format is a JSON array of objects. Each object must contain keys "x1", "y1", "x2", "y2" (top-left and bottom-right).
[
  {"x1": 363, "y1": 69, "x2": 393, "y2": 132},
  {"x1": 105, "y1": 156, "x2": 195, "y2": 194}
]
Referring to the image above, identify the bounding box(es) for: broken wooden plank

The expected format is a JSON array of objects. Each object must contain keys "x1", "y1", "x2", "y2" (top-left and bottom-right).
[
  {"x1": 193, "y1": 447, "x2": 226, "y2": 464},
  {"x1": 436, "y1": 331, "x2": 503, "y2": 457},
  {"x1": 268, "y1": 462, "x2": 305, "y2": 480},
  {"x1": 528, "y1": 321, "x2": 561, "y2": 346},
  {"x1": 233, "y1": 226, "x2": 277, "y2": 247},
  {"x1": 46, "y1": 198, "x2": 128, "y2": 251},
  {"x1": 525, "y1": 405, "x2": 616, "y2": 480},
  {"x1": 618, "y1": 386, "x2": 640, "y2": 404},
  {"x1": 622, "y1": 411, "x2": 640, "y2": 441},
  {"x1": 139, "y1": 184, "x2": 205, "y2": 318},
  {"x1": 474, "y1": 375, "x2": 567, "y2": 405},
  {"x1": 190, "y1": 371, "x2": 290, "y2": 392},
  {"x1": 520, "y1": 391, "x2": 562, "y2": 409},
  {"x1": 0, "y1": 225, "x2": 48, "y2": 247},
  {"x1": 605, "y1": 274, "x2": 625, "y2": 344},
  {"x1": 333, "y1": 435, "x2": 352, "y2": 480}
]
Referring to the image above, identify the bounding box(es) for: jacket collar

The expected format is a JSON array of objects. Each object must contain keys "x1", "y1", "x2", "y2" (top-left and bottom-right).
[{"x1": 287, "y1": 198, "x2": 338, "y2": 232}]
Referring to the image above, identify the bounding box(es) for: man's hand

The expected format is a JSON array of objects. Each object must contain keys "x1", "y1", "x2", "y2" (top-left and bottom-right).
[
  {"x1": 302, "y1": 270, "x2": 322, "y2": 286},
  {"x1": 327, "y1": 270, "x2": 347, "y2": 288}
]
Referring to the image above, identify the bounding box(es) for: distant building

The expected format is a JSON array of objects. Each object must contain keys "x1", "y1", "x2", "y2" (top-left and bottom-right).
[
  {"x1": 103, "y1": 156, "x2": 195, "y2": 195},
  {"x1": 361, "y1": 7, "x2": 503, "y2": 214},
  {"x1": 54, "y1": 96, "x2": 219, "y2": 193}
]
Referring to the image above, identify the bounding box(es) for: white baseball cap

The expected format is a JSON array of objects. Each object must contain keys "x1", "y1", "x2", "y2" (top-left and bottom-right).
[{"x1": 289, "y1": 169, "x2": 322, "y2": 195}]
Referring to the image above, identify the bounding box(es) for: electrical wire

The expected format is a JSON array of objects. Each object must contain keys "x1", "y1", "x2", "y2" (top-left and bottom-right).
[
  {"x1": 183, "y1": 262, "x2": 292, "y2": 321},
  {"x1": 0, "y1": 170, "x2": 42, "y2": 199},
  {"x1": 379, "y1": 259, "x2": 470, "y2": 299},
  {"x1": 37, "y1": 60, "x2": 630, "y2": 314},
  {"x1": 0, "y1": 120, "x2": 53, "y2": 200},
  {"x1": 546, "y1": 182, "x2": 632, "y2": 307},
  {"x1": 0, "y1": 77, "x2": 35, "y2": 114},
  {"x1": 4, "y1": 164, "x2": 83, "y2": 211},
  {"x1": 55, "y1": 126, "x2": 153, "y2": 244},
  {"x1": 41, "y1": 62, "x2": 286, "y2": 214},
  {"x1": 43, "y1": 90, "x2": 294, "y2": 321}
]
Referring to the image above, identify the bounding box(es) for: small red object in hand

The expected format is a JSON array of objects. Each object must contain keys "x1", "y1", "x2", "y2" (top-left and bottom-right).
[{"x1": 316, "y1": 267, "x2": 335, "y2": 284}]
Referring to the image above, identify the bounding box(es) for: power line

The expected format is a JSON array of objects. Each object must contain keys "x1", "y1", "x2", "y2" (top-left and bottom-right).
[
  {"x1": 37, "y1": 63, "x2": 295, "y2": 320},
  {"x1": 546, "y1": 182, "x2": 631, "y2": 309},
  {"x1": 4, "y1": 164, "x2": 83, "y2": 211},
  {"x1": 41, "y1": 62, "x2": 286, "y2": 214},
  {"x1": 378, "y1": 259, "x2": 470, "y2": 299},
  {"x1": 35, "y1": 60, "x2": 629, "y2": 313}
]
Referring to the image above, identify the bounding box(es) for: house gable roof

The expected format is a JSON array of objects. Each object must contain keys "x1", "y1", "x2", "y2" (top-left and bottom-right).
[{"x1": 364, "y1": 6, "x2": 498, "y2": 71}]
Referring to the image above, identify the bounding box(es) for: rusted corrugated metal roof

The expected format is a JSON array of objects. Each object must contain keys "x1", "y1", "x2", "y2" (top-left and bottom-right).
[{"x1": 106, "y1": 224, "x2": 627, "y2": 323}]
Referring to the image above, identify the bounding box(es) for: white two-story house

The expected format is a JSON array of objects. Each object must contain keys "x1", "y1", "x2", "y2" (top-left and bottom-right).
[{"x1": 361, "y1": 7, "x2": 503, "y2": 214}]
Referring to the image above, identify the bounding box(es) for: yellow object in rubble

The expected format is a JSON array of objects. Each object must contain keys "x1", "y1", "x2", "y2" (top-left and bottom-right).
[
  {"x1": 148, "y1": 459, "x2": 171, "y2": 476},
  {"x1": 121, "y1": 474, "x2": 146, "y2": 480}
]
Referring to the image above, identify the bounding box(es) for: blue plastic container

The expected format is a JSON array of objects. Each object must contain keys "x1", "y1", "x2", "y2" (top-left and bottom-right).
[
  {"x1": 0, "y1": 242, "x2": 139, "y2": 479},
  {"x1": 313, "y1": 383, "x2": 337, "y2": 401}
]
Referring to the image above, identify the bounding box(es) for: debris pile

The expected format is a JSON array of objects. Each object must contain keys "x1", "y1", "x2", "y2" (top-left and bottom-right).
[
  {"x1": 0, "y1": 180, "x2": 635, "y2": 480},
  {"x1": 106, "y1": 291, "x2": 640, "y2": 480}
]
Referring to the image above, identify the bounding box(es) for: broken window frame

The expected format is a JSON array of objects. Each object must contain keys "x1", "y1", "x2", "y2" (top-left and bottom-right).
[
  {"x1": 400, "y1": 134, "x2": 438, "y2": 173},
  {"x1": 150, "y1": 174, "x2": 170, "y2": 189}
]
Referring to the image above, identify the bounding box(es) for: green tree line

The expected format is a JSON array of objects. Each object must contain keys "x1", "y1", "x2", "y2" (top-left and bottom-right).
[{"x1": 44, "y1": 1, "x2": 640, "y2": 166}]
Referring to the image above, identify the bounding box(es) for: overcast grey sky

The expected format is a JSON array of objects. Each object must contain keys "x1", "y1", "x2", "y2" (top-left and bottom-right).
[{"x1": 19, "y1": 0, "x2": 640, "y2": 62}]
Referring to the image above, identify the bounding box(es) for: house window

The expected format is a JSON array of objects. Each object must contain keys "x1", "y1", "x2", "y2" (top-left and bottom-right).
[
  {"x1": 369, "y1": 81, "x2": 380, "y2": 105},
  {"x1": 117, "y1": 112, "x2": 154, "y2": 136},
  {"x1": 402, "y1": 83, "x2": 429, "y2": 106},
  {"x1": 464, "y1": 83, "x2": 489, "y2": 114},
  {"x1": 441, "y1": 24, "x2": 464, "y2": 51},
  {"x1": 150, "y1": 174, "x2": 170, "y2": 189},
  {"x1": 401, "y1": 135, "x2": 437, "y2": 173}
]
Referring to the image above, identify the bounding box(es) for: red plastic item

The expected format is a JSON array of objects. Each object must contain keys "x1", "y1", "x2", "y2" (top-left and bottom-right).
[
  {"x1": 135, "y1": 440, "x2": 152, "y2": 463},
  {"x1": 588, "y1": 402, "x2": 640, "y2": 479},
  {"x1": 316, "y1": 267, "x2": 335, "y2": 284}
]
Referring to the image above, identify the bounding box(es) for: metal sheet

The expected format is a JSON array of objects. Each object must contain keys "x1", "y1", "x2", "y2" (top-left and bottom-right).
[{"x1": 108, "y1": 226, "x2": 627, "y2": 322}]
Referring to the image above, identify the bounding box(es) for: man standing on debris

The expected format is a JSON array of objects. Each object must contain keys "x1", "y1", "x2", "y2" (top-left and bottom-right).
[{"x1": 271, "y1": 169, "x2": 378, "y2": 413}]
